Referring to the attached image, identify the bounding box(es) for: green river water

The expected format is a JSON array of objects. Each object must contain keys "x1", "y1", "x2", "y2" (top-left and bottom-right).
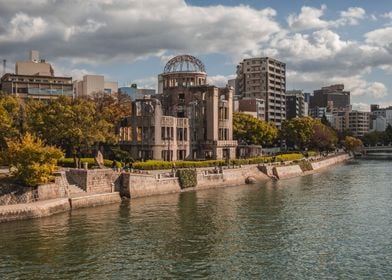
[{"x1": 0, "y1": 159, "x2": 391, "y2": 279}]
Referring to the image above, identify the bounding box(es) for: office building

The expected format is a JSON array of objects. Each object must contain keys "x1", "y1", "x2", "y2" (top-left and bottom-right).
[
  {"x1": 309, "y1": 84, "x2": 350, "y2": 111},
  {"x1": 73, "y1": 75, "x2": 118, "y2": 97},
  {"x1": 0, "y1": 50, "x2": 73, "y2": 100},
  {"x1": 285, "y1": 90, "x2": 306, "y2": 119}
]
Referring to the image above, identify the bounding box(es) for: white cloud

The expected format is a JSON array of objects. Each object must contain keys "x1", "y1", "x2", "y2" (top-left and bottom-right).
[
  {"x1": 132, "y1": 76, "x2": 157, "y2": 90},
  {"x1": 365, "y1": 27, "x2": 392, "y2": 46},
  {"x1": 339, "y1": 7, "x2": 365, "y2": 25},
  {"x1": 382, "y1": 12, "x2": 392, "y2": 20},
  {"x1": 287, "y1": 5, "x2": 328, "y2": 31},
  {"x1": 207, "y1": 74, "x2": 236, "y2": 87},
  {"x1": 64, "y1": 19, "x2": 106, "y2": 41},
  {"x1": 287, "y1": 71, "x2": 388, "y2": 100},
  {"x1": 0, "y1": 1, "x2": 390, "y2": 106},
  {"x1": 287, "y1": 5, "x2": 366, "y2": 31},
  {"x1": 352, "y1": 102, "x2": 370, "y2": 111},
  {"x1": 0, "y1": 12, "x2": 47, "y2": 43},
  {"x1": 0, "y1": 0, "x2": 281, "y2": 63},
  {"x1": 366, "y1": 82, "x2": 388, "y2": 98}
]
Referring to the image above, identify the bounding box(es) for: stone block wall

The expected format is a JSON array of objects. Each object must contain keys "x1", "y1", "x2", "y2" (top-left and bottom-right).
[
  {"x1": 66, "y1": 169, "x2": 121, "y2": 194},
  {"x1": 122, "y1": 174, "x2": 181, "y2": 198},
  {"x1": 273, "y1": 165, "x2": 303, "y2": 179},
  {"x1": 310, "y1": 154, "x2": 350, "y2": 170},
  {"x1": 70, "y1": 193, "x2": 121, "y2": 209},
  {"x1": 121, "y1": 165, "x2": 270, "y2": 198},
  {"x1": 37, "y1": 183, "x2": 66, "y2": 200}
]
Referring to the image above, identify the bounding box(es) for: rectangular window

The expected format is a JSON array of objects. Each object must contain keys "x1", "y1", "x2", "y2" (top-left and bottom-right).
[{"x1": 137, "y1": 127, "x2": 142, "y2": 141}]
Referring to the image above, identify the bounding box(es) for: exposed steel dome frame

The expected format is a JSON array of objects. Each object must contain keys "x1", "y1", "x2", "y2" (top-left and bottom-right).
[{"x1": 163, "y1": 55, "x2": 206, "y2": 73}]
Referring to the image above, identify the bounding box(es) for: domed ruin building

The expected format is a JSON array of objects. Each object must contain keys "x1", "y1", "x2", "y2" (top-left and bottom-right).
[{"x1": 120, "y1": 55, "x2": 237, "y2": 161}]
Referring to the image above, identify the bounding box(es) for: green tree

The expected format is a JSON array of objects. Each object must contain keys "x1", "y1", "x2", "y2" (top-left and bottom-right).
[
  {"x1": 0, "y1": 95, "x2": 24, "y2": 148},
  {"x1": 362, "y1": 131, "x2": 384, "y2": 146},
  {"x1": 26, "y1": 97, "x2": 113, "y2": 165},
  {"x1": 280, "y1": 117, "x2": 316, "y2": 149},
  {"x1": 233, "y1": 112, "x2": 278, "y2": 145},
  {"x1": 384, "y1": 124, "x2": 392, "y2": 145},
  {"x1": 342, "y1": 136, "x2": 363, "y2": 152},
  {"x1": 310, "y1": 121, "x2": 338, "y2": 151},
  {"x1": 1, "y1": 133, "x2": 63, "y2": 186},
  {"x1": 91, "y1": 92, "x2": 132, "y2": 137}
]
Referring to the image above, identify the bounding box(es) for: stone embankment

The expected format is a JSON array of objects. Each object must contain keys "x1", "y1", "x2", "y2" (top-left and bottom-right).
[
  {"x1": 0, "y1": 153, "x2": 351, "y2": 223},
  {"x1": 122, "y1": 165, "x2": 268, "y2": 198},
  {"x1": 0, "y1": 198, "x2": 70, "y2": 223}
]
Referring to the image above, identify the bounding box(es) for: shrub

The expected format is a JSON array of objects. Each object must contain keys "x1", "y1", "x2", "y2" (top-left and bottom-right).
[
  {"x1": 177, "y1": 169, "x2": 197, "y2": 189},
  {"x1": 130, "y1": 153, "x2": 304, "y2": 170},
  {"x1": 1, "y1": 133, "x2": 63, "y2": 187},
  {"x1": 132, "y1": 160, "x2": 225, "y2": 170},
  {"x1": 307, "y1": 151, "x2": 318, "y2": 157},
  {"x1": 272, "y1": 153, "x2": 303, "y2": 162},
  {"x1": 58, "y1": 158, "x2": 122, "y2": 168}
]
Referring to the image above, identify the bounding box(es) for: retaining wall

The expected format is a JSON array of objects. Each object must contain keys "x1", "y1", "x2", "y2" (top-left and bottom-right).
[
  {"x1": 70, "y1": 192, "x2": 121, "y2": 209},
  {"x1": 36, "y1": 183, "x2": 67, "y2": 200},
  {"x1": 122, "y1": 174, "x2": 181, "y2": 198},
  {"x1": 66, "y1": 169, "x2": 121, "y2": 193},
  {"x1": 122, "y1": 165, "x2": 269, "y2": 198},
  {"x1": 273, "y1": 165, "x2": 303, "y2": 179},
  {"x1": 0, "y1": 198, "x2": 70, "y2": 223},
  {"x1": 310, "y1": 154, "x2": 351, "y2": 170}
]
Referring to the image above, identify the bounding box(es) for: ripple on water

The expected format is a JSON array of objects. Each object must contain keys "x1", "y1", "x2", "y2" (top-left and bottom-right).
[{"x1": 0, "y1": 160, "x2": 391, "y2": 279}]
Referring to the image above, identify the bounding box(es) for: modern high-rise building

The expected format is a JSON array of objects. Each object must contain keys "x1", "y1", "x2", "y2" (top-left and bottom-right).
[
  {"x1": 236, "y1": 57, "x2": 286, "y2": 127},
  {"x1": 309, "y1": 84, "x2": 350, "y2": 111},
  {"x1": 285, "y1": 90, "x2": 306, "y2": 119},
  {"x1": 0, "y1": 50, "x2": 73, "y2": 100}
]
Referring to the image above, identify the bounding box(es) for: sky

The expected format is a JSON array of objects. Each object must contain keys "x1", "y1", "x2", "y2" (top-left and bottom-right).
[{"x1": 0, "y1": 0, "x2": 392, "y2": 111}]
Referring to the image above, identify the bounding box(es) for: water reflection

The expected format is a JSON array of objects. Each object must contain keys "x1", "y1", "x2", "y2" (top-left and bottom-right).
[{"x1": 0, "y1": 160, "x2": 391, "y2": 279}]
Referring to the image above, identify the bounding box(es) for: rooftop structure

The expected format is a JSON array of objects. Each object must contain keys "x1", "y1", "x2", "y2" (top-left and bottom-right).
[{"x1": 158, "y1": 55, "x2": 207, "y2": 94}]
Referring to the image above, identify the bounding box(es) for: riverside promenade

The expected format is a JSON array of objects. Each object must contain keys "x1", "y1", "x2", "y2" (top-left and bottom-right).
[{"x1": 0, "y1": 153, "x2": 351, "y2": 223}]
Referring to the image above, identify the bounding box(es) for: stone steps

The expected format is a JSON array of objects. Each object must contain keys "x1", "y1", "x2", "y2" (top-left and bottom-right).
[{"x1": 68, "y1": 184, "x2": 86, "y2": 195}]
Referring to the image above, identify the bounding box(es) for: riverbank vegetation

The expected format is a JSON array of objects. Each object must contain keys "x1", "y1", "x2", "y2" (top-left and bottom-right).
[
  {"x1": 0, "y1": 93, "x2": 362, "y2": 185},
  {"x1": 361, "y1": 124, "x2": 392, "y2": 146}
]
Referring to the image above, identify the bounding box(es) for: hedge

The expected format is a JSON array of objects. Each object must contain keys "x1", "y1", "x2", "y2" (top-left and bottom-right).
[
  {"x1": 177, "y1": 169, "x2": 198, "y2": 189},
  {"x1": 132, "y1": 160, "x2": 225, "y2": 170},
  {"x1": 131, "y1": 153, "x2": 304, "y2": 170},
  {"x1": 58, "y1": 158, "x2": 122, "y2": 168}
]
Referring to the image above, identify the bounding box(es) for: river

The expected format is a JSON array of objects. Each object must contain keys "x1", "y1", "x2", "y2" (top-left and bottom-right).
[{"x1": 0, "y1": 159, "x2": 391, "y2": 279}]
